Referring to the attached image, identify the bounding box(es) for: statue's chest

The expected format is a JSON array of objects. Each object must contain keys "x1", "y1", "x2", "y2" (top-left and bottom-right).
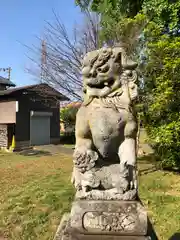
[{"x1": 88, "y1": 106, "x2": 127, "y2": 135}]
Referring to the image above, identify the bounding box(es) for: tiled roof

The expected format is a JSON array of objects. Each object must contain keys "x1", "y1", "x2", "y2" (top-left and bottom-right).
[{"x1": 0, "y1": 83, "x2": 69, "y2": 101}]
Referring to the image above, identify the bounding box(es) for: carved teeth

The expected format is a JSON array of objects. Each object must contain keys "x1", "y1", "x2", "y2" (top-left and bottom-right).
[{"x1": 104, "y1": 82, "x2": 108, "y2": 86}]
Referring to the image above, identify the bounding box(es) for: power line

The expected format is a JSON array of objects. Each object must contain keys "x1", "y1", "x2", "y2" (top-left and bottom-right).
[{"x1": 0, "y1": 67, "x2": 11, "y2": 80}]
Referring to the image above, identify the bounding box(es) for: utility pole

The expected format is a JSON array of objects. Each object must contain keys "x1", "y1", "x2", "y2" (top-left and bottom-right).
[
  {"x1": 0, "y1": 67, "x2": 11, "y2": 80},
  {"x1": 40, "y1": 40, "x2": 47, "y2": 82}
]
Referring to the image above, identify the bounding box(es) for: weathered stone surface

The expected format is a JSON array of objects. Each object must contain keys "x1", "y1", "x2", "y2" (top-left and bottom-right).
[
  {"x1": 72, "y1": 46, "x2": 139, "y2": 199},
  {"x1": 76, "y1": 188, "x2": 137, "y2": 201},
  {"x1": 54, "y1": 212, "x2": 150, "y2": 240},
  {"x1": 58, "y1": 232, "x2": 150, "y2": 240},
  {"x1": 74, "y1": 163, "x2": 137, "y2": 200},
  {"x1": 70, "y1": 201, "x2": 147, "y2": 236},
  {"x1": 54, "y1": 213, "x2": 70, "y2": 240},
  {"x1": 68, "y1": 235, "x2": 150, "y2": 240}
]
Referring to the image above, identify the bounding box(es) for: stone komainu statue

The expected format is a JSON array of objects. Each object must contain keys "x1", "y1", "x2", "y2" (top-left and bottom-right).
[{"x1": 72, "y1": 47, "x2": 138, "y2": 200}]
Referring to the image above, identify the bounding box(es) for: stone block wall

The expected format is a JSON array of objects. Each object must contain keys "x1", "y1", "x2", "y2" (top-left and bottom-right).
[{"x1": 0, "y1": 124, "x2": 7, "y2": 148}]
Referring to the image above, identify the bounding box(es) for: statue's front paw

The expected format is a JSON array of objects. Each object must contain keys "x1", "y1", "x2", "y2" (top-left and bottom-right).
[
  {"x1": 115, "y1": 163, "x2": 138, "y2": 192},
  {"x1": 116, "y1": 177, "x2": 129, "y2": 193},
  {"x1": 129, "y1": 167, "x2": 138, "y2": 190},
  {"x1": 82, "y1": 171, "x2": 100, "y2": 190},
  {"x1": 71, "y1": 168, "x2": 82, "y2": 190},
  {"x1": 73, "y1": 148, "x2": 98, "y2": 173},
  {"x1": 130, "y1": 179, "x2": 137, "y2": 190}
]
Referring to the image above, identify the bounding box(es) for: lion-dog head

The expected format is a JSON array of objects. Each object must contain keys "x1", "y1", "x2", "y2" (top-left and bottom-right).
[{"x1": 82, "y1": 47, "x2": 138, "y2": 106}]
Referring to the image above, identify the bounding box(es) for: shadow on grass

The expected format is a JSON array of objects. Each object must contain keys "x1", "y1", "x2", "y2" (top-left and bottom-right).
[
  {"x1": 60, "y1": 134, "x2": 75, "y2": 144},
  {"x1": 138, "y1": 153, "x2": 159, "y2": 176},
  {"x1": 147, "y1": 218, "x2": 159, "y2": 240},
  {"x1": 144, "y1": 204, "x2": 180, "y2": 240},
  {"x1": 18, "y1": 149, "x2": 52, "y2": 157},
  {"x1": 138, "y1": 152, "x2": 180, "y2": 174},
  {"x1": 139, "y1": 166, "x2": 158, "y2": 176},
  {"x1": 138, "y1": 153, "x2": 158, "y2": 164},
  {"x1": 162, "y1": 167, "x2": 180, "y2": 174},
  {"x1": 169, "y1": 233, "x2": 180, "y2": 240},
  {"x1": 138, "y1": 197, "x2": 159, "y2": 239}
]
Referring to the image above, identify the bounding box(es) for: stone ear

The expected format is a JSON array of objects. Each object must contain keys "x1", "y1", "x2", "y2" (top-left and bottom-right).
[{"x1": 129, "y1": 70, "x2": 138, "y2": 83}]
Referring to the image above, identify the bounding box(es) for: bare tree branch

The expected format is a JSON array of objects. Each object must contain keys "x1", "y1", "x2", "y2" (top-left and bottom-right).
[{"x1": 26, "y1": 10, "x2": 100, "y2": 101}]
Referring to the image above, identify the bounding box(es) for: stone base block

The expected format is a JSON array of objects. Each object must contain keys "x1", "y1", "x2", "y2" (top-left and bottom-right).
[
  {"x1": 70, "y1": 200, "x2": 147, "y2": 235},
  {"x1": 54, "y1": 216, "x2": 150, "y2": 240},
  {"x1": 54, "y1": 201, "x2": 152, "y2": 240}
]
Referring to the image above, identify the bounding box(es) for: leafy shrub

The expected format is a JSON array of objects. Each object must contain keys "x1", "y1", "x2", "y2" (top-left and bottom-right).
[
  {"x1": 60, "y1": 107, "x2": 79, "y2": 125},
  {"x1": 143, "y1": 37, "x2": 180, "y2": 170}
]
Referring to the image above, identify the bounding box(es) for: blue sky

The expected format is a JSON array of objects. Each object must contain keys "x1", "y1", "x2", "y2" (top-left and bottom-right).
[{"x1": 0, "y1": 0, "x2": 82, "y2": 86}]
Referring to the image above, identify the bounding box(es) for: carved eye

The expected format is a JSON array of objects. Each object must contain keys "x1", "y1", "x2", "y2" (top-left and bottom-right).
[
  {"x1": 97, "y1": 64, "x2": 109, "y2": 73},
  {"x1": 129, "y1": 83, "x2": 136, "y2": 89}
]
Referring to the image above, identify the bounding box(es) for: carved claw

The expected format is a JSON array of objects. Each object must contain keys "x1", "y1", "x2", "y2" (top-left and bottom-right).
[
  {"x1": 130, "y1": 179, "x2": 137, "y2": 190},
  {"x1": 119, "y1": 162, "x2": 137, "y2": 191},
  {"x1": 71, "y1": 167, "x2": 82, "y2": 191},
  {"x1": 118, "y1": 177, "x2": 129, "y2": 192},
  {"x1": 129, "y1": 166, "x2": 138, "y2": 190},
  {"x1": 82, "y1": 186, "x2": 89, "y2": 192},
  {"x1": 71, "y1": 165, "x2": 101, "y2": 192}
]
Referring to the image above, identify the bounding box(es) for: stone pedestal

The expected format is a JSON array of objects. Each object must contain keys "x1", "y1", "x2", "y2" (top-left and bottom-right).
[{"x1": 54, "y1": 200, "x2": 151, "y2": 240}]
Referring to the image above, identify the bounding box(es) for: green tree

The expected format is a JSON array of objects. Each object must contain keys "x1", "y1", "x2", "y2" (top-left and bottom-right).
[
  {"x1": 75, "y1": 0, "x2": 180, "y2": 169},
  {"x1": 141, "y1": 1, "x2": 180, "y2": 169},
  {"x1": 76, "y1": 0, "x2": 143, "y2": 16},
  {"x1": 60, "y1": 106, "x2": 79, "y2": 125},
  {"x1": 76, "y1": 0, "x2": 146, "y2": 53}
]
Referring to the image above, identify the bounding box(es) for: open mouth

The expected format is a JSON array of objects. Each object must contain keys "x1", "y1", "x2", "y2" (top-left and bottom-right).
[{"x1": 87, "y1": 78, "x2": 114, "y2": 89}]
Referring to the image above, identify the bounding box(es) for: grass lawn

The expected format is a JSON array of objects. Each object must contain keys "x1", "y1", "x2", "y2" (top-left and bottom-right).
[
  {"x1": 0, "y1": 150, "x2": 180, "y2": 240},
  {"x1": 139, "y1": 158, "x2": 180, "y2": 239},
  {"x1": 61, "y1": 144, "x2": 75, "y2": 149},
  {"x1": 0, "y1": 151, "x2": 74, "y2": 240}
]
